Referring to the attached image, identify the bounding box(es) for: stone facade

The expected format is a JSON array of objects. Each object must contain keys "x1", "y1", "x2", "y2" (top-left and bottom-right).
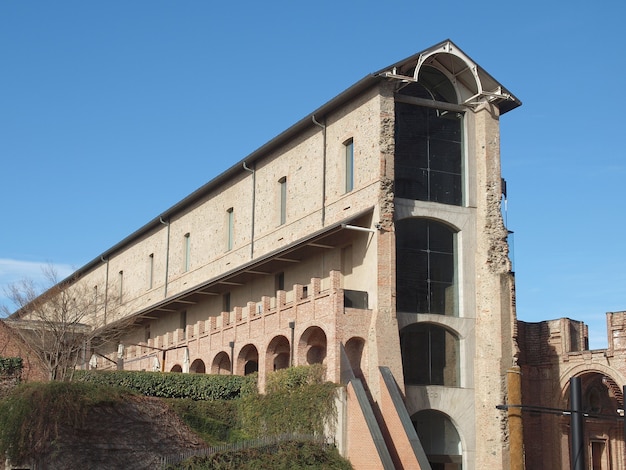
[{"x1": 12, "y1": 40, "x2": 522, "y2": 469}]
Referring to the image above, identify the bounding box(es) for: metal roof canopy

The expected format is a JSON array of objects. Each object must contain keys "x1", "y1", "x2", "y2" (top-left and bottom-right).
[{"x1": 379, "y1": 39, "x2": 521, "y2": 113}]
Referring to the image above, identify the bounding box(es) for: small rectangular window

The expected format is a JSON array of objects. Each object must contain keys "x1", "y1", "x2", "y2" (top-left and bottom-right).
[
  {"x1": 226, "y1": 208, "x2": 234, "y2": 251},
  {"x1": 93, "y1": 285, "x2": 98, "y2": 314},
  {"x1": 180, "y1": 311, "x2": 187, "y2": 339},
  {"x1": 345, "y1": 139, "x2": 354, "y2": 193},
  {"x1": 223, "y1": 292, "x2": 231, "y2": 312},
  {"x1": 144, "y1": 324, "x2": 151, "y2": 342},
  {"x1": 278, "y1": 177, "x2": 287, "y2": 225},
  {"x1": 148, "y1": 253, "x2": 154, "y2": 289},
  {"x1": 118, "y1": 271, "x2": 124, "y2": 304},
  {"x1": 276, "y1": 272, "x2": 285, "y2": 291},
  {"x1": 183, "y1": 233, "x2": 191, "y2": 272}
]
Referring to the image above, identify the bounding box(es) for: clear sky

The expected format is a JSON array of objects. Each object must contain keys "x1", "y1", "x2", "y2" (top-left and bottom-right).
[{"x1": 1, "y1": 1, "x2": 624, "y2": 349}]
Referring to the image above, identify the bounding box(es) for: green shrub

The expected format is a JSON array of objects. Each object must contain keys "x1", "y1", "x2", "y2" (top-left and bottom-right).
[
  {"x1": 169, "y1": 440, "x2": 352, "y2": 470},
  {"x1": 239, "y1": 365, "x2": 337, "y2": 438},
  {"x1": 0, "y1": 357, "x2": 23, "y2": 376},
  {"x1": 166, "y1": 398, "x2": 239, "y2": 444},
  {"x1": 75, "y1": 370, "x2": 257, "y2": 400}
]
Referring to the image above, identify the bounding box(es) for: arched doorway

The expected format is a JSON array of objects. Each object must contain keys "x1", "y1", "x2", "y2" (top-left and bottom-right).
[
  {"x1": 238, "y1": 344, "x2": 259, "y2": 376},
  {"x1": 266, "y1": 335, "x2": 290, "y2": 371},
  {"x1": 211, "y1": 352, "x2": 231, "y2": 375},
  {"x1": 412, "y1": 409, "x2": 462, "y2": 470},
  {"x1": 170, "y1": 364, "x2": 182, "y2": 373},
  {"x1": 345, "y1": 337, "x2": 366, "y2": 380},
  {"x1": 190, "y1": 358, "x2": 206, "y2": 374},
  {"x1": 299, "y1": 326, "x2": 327, "y2": 366}
]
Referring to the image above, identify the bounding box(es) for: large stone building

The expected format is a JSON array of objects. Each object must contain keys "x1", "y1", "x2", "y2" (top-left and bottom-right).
[{"x1": 12, "y1": 40, "x2": 523, "y2": 469}]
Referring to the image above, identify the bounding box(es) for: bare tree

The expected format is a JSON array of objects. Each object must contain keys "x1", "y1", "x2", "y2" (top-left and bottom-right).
[{"x1": 1, "y1": 265, "x2": 132, "y2": 381}]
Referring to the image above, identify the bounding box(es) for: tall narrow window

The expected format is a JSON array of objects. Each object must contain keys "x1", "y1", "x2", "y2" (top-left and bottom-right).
[
  {"x1": 183, "y1": 233, "x2": 191, "y2": 272},
  {"x1": 275, "y1": 272, "x2": 285, "y2": 291},
  {"x1": 93, "y1": 285, "x2": 98, "y2": 314},
  {"x1": 395, "y1": 66, "x2": 464, "y2": 206},
  {"x1": 396, "y1": 218, "x2": 457, "y2": 316},
  {"x1": 344, "y1": 139, "x2": 354, "y2": 193},
  {"x1": 180, "y1": 311, "x2": 187, "y2": 340},
  {"x1": 226, "y1": 208, "x2": 234, "y2": 251},
  {"x1": 223, "y1": 292, "x2": 231, "y2": 312},
  {"x1": 118, "y1": 271, "x2": 124, "y2": 304},
  {"x1": 148, "y1": 253, "x2": 154, "y2": 290},
  {"x1": 278, "y1": 176, "x2": 287, "y2": 225}
]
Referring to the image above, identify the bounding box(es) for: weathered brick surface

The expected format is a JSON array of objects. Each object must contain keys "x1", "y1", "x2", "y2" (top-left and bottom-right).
[{"x1": 0, "y1": 320, "x2": 47, "y2": 383}]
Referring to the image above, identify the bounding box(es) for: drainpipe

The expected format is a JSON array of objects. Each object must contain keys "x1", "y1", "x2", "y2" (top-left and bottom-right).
[
  {"x1": 160, "y1": 217, "x2": 170, "y2": 298},
  {"x1": 229, "y1": 341, "x2": 235, "y2": 375},
  {"x1": 243, "y1": 162, "x2": 256, "y2": 259},
  {"x1": 101, "y1": 256, "x2": 109, "y2": 324},
  {"x1": 311, "y1": 115, "x2": 326, "y2": 226},
  {"x1": 288, "y1": 321, "x2": 295, "y2": 367}
]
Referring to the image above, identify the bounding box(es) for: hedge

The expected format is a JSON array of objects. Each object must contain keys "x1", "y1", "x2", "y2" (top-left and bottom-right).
[{"x1": 75, "y1": 370, "x2": 257, "y2": 400}]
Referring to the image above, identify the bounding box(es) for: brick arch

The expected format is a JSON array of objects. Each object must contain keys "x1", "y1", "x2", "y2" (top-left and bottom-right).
[
  {"x1": 211, "y1": 351, "x2": 231, "y2": 375},
  {"x1": 170, "y1": 364, "x2": 182, "y2": 373},
  {"x1": 190, "y1": 358, "x2": 206, "y2": 374},
  {"x1": 298, "y1": 326, "x2": 327, "y2": 366},
  {"x1": 344, "y1": 336, "x2": 367, "y2": 380},
  {"x1": 237, "y1": 343, "x2": 259, "y2": 376},
  {"x1": 266, "y1": 335, "x2": 290, "y2": 372},
  {"x1": 560, "y1": 369, "x2": 624, "y2": 412},
  {"x1": 559, "y1": 363, "x2": 626, "y2": 400}
]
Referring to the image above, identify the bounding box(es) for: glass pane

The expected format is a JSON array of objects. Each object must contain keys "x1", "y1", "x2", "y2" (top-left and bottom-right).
[{"x1": 430, "y1": 171, "x2": 462, "y2": 205}]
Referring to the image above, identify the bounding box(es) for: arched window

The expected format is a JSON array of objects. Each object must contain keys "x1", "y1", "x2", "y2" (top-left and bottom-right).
[
  {"x1": 396, "y1": 218, "x2": 457, "y2": 316},
  {"x1": 412, "y1": 409, "x2": 462, "y2": 470},
  {"x1": 395, "y1": 66, "x2": 463, "y2": 206},
  {"x1": 400, "y1": 323, "x2": 459, "y2": 386}
]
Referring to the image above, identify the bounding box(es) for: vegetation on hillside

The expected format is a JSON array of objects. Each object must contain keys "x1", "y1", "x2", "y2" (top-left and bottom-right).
[{"x1": 0, "y1": 365, "x2": 351, "y2": 468}]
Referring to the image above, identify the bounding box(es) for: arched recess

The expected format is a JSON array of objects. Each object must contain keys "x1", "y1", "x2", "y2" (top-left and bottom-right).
[
  {"x1": 170, "y1": 364, "x2": 182, "y2": 373},
  {"x1": 299, "y1": 326, "x2": 327, "y2": 366},
  {"x1": 266, "y1": 335, "x2": 291, "y2": 372},
  {"x1": 238, "y1": 344, "x2": 259, "y2": 376},
  {"x1": 211, "y1": 351, "x2": 231, "y2": 375},
  {"x1": 190, "y1": 358, "x2": 206, "y2": 374},
  {"x1": 396, "y1": 218, "x2": 458, "y2": 316},
  {"x1": 345, "y1": 336, "x2": 367, "y2": 380},
  {"x1": 412, "y1": 409, "x2": 463, "y2": 470},
  {"x1": 560, "y1": 371, "x2": 623, "y2": 470},
  {"x1": 400, "y1": 322, "x2": 460, "y2": 386}
]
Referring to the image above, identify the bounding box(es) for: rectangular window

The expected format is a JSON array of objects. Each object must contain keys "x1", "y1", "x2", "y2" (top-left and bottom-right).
[
  {"x1": 275, "y1": 272, "x2": 285, "y2": 291},
  {"x1": 93, "y1": 285, "x2": 98, "y2": 314},
  {"x1": 144, "y1": 324, "x2": 151, "y2": 342},
  {"x1": 345, "y1": 139, "x2": 354, "y2": 193},
  {"x1": 278, "y1": 177, "x2": 287, "y2": 225},
  {"x1": 183, "y1": 233, "x2": 190, "y2": 272},
  {"x1": 180, "y1": 311, "x2": 187, "y2": 340},
  {"x1": 118, "y1": 271, "x2": 124, "y2": 304},
  {"x1": 148, "y1": 253, "x2": 154, "y2": 289},
  {"x1": 223, "y1": 292, "x2": 231, "y2": 312},
  {"x1": 226, "y1": 208, "x2": 234, "y2": 251}
]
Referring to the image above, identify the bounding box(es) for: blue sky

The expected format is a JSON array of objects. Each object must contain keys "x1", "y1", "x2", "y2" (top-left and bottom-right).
[{"x1": 1, "y1": 1, "x2": 624, "y2": 349}]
